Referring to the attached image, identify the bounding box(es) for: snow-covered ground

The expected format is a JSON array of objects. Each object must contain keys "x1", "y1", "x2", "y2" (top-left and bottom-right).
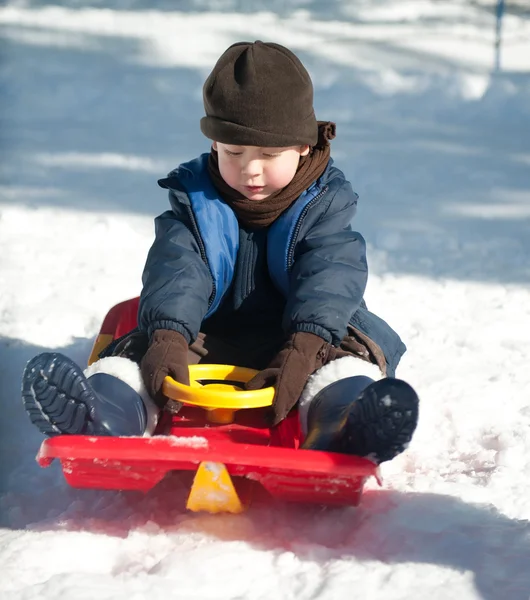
[{"x1": 1, "y1": 1, "x2": 530, "y2": 598}]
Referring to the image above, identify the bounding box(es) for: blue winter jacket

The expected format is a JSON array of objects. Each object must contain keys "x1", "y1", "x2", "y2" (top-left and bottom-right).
[{"x1": 138, "y1": 154, "x2": 406, "y2": 376}]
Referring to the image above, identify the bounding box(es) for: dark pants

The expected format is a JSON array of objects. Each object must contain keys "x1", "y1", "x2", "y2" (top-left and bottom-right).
[
  {"x1": 187, "y1": 329, "x2": 284, "y2": 369},
  {"x1": 103, "y1": 327, "x2": 285, "y2": 371},
  {"x1": 103, "y1": 324, "x2": 382, "y2": 375}
]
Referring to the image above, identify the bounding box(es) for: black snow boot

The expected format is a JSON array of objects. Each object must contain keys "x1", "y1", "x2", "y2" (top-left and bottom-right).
[
  {"x1": 22, "y1": 353, "x2": 147, "y2": 437},
  {"x1": 302, "y1": 376, "x2": 419, "y2": 463}
]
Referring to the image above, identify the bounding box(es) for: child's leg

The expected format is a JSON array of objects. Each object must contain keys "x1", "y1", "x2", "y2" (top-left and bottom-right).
[
  {"x1": 298, "y1": 356, "x2": 383, "y2": 435},
  {"x1": 299, "y1": 356, "x2": 419, "y2": 463},
  {"x1": 22, "y1": 353, "x2": 158, "y2": 437},
  {"x1": 20, "y1": 327, "x2": 278, "y2": 437}
]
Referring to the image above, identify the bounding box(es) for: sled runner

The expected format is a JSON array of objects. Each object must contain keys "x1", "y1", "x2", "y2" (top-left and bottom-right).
[{"x1": 37, "y1": 298, "x2": 379, "y2": 513}]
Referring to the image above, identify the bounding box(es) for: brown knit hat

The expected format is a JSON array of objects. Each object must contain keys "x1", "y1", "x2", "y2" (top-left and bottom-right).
[{"x1": 200, "y1": 41, "x2": 318, "y2": 147}]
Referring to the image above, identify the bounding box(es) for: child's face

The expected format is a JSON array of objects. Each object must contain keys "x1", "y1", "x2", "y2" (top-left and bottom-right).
[{"x1": 213, "y1": 142, "x2": 310, "y2": 200}]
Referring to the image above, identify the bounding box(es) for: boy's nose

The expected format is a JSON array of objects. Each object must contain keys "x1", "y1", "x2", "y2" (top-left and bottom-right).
[{"x1": 242, "y1": 160, "x2": 262, "y2": 178}]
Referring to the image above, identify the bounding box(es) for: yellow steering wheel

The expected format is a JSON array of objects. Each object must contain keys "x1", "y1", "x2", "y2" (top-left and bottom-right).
[{"x1": 162, "y1": 364, "x2": 274, "y2": 424}]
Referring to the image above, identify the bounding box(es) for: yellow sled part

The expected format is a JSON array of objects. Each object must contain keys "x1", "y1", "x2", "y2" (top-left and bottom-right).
[
  {"x1": 88, "y1": 334, "x2": 114, "y2": 366},
  {"x1": 186, "y1": 461, "x2": 245, "y2": 514}
]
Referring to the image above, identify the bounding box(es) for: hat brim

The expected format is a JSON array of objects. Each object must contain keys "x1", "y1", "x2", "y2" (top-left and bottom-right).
[{"x1": 200, "y1": 116, "x2": 318, "y2": 148}]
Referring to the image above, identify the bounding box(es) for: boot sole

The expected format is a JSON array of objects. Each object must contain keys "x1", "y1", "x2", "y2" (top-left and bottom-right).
[
  {"x1": 342, "y1": 378, "x2": 419, "y2": 463},
  {"x1": 21, "y1": 353, "x2": 95, "y2": 436}
]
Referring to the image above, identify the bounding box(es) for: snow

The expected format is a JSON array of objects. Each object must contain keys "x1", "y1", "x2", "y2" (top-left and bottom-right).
[
  {"x1": 1, "y1": 0, "x2": 530, "y2": 598},
  {"x1": 163, "y1": 436, "x2": 209, "y2": 449}
]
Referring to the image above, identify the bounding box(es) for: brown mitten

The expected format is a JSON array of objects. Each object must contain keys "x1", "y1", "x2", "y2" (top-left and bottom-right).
[
  {"x1": 245, "y1": 331, "x2": 335, "y2": 426},
  {"x1": 140, "y1": 329, "x2": 190, "y2": 407}
]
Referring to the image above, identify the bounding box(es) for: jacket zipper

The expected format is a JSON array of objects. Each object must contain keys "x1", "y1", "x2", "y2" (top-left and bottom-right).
[
  {"x1": 245, "y1": 231, "x2": 255, "y2": 299},
  {"x1": 185, "y1": 205, "x2": 216, "y2": 309},
  {"x1": 286, "y1": 185, "x2": 329, "y2": 271}
]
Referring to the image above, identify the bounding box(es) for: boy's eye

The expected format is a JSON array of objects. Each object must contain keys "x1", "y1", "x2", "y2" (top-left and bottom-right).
[
  {"x1": 263, "y1": 153, "x2": 282, "y2": 158},
  {"x1": 225, "y1": 150, "x2": 243, "y2": 157}
]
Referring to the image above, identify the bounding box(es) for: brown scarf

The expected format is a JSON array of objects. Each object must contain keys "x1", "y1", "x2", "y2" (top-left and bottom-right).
[{"x1": 207, "y1": 122, "x2": 336, "y2": 229}]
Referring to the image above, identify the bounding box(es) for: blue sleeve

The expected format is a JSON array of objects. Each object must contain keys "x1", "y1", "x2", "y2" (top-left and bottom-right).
[
  {"x1": 138, "y1": 192, "x2": 213, "y2": 343},
  {"x1": 285, "y1": 180, "x2": 368, "y2": 345}
]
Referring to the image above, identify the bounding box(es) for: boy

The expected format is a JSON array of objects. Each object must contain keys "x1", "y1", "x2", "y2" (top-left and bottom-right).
[{"x1": 22, "y1": 41, "x2": 418, "y2": 463}]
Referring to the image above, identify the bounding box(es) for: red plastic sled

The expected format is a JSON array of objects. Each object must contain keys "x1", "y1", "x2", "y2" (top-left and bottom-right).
[{"x1": 37, "y1": 298, "x2": 379, "y2": 512}]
